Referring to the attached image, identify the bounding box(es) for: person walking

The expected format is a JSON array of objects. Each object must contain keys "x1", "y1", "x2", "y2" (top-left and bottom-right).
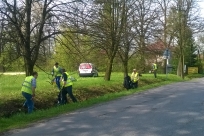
[
  {"x1": 52, "y1": 62, "x2": 62, "y2": 90},
  {"x1": 60, "y1": 68, "x2": 77, "y2": 104},
  {"x1": 131, "y1": 69, "x2": 139, "y2": 89},
  {"x1": 21, "y1": 71, "x2": 38, "y2": 113},
  {"x1": 152, "y1": 62, "x2": 158, "y2": 78}
]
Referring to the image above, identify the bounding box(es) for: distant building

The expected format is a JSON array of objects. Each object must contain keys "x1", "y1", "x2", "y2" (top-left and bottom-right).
[
  {"x1": 145, "y1": 40, "x2": 174, "y2": 67},
  {"x1": 146, "y1": 40, "x2": 165, "y2": 63}
]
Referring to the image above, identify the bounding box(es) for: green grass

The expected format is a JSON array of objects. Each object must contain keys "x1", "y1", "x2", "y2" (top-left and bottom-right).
[
  {"x1": 185, "y1": 73, "x2": 204, "y2": 79},
  {"x1": 0, "y1": 72, "x2": 189, "y2": 133}
]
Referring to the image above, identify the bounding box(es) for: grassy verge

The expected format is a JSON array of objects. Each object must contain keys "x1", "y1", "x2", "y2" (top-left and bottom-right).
[{"x1": 0, "y1": 72, "x2": 189, "y2": 133}]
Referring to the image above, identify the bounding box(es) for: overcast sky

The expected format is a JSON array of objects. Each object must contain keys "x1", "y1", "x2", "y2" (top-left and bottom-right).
[{"x1": 198, "y1": 1, "x2": 204, "y2": 17}]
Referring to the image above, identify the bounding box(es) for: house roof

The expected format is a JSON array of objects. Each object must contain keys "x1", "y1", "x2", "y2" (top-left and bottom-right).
[{"x1": 146, "y1": 40, "x2": 167, "y2": 52}]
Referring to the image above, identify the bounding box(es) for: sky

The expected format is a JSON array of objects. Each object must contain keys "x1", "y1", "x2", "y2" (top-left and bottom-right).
[{"x1": 199, "y1": 1, "x2": 204, "y2": 17}]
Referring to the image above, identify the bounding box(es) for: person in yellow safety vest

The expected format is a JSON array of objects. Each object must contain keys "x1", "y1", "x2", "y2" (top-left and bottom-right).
[
  {"x1": 152, "y1": 62, "x2": 157, "y2": 78},
  {"x1": 131, "y1": 69, "x2": 139, "y2": 89},
  {"x1": 21, "y1": 71, "x2": 38, "y2": 113},
  {"x1": 51, "y1": 62, "x2": 62, "y2": 90},
  {"x1": 60, "y1": 68, "x2": 77, "y2": 104}
]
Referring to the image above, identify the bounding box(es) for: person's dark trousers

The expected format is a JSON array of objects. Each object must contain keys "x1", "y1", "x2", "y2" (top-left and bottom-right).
[
  {"x1": 67, "y1": 85, "x2": 77, "y2": 102},
  {"x1": 58, "y1": 89, "x2": 67, "y2": 104},
  {"x1": 132, "y1": 81, "x2": 138, "y2": 89},
  {"x1": 55, "y1": 76, "x2": 61, "y2": 90},
  {"x1": 153, "y1": 70, "x2": 157, "y2": 78},
  {"x1": 22, "y1": 91, "x2": 34, "y2": 113}
]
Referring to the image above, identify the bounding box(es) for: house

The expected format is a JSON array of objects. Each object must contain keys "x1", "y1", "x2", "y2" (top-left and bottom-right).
[{"x1": 145, "y1": 40, "x2": 174, "y2": 72}]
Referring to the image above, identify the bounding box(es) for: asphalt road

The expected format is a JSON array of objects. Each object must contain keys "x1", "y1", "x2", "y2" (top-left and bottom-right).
[{"x1": 4, "y1": 78, "x2": 204, "y2": 136}]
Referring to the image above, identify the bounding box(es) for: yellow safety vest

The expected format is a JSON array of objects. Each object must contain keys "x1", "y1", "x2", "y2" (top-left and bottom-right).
[
  {"x1": 131, "y1": 72, "x2": 139, "y2": 83},
  {"x1": 62, "y1": 72, "x2": 73, "y2": 87},
  {"x1": 53, "y1": 66, "x2": 62, "y2": 76},
  {"x1": 153, "y1": 64, "x2": 157, "y2": 70},
  {"x1": 21, "y1": 76, "x2": 34, "y2": 94}
]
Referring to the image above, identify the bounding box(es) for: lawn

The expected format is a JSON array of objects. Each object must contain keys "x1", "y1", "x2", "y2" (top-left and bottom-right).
[{"x1": 0, "y1": 72, "x2": 189, "y2": 133}]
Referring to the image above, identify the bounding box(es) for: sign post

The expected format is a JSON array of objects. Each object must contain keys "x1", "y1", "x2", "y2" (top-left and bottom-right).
[{"x1": 163, "y1": 49, "x2": 171, "y2": 79}]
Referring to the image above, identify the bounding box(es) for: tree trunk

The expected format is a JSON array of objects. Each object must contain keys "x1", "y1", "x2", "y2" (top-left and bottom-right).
[
  {"x1": 177, "y1": 57, "x2": 181, "y2": 77},
  {"x1": 24, "y1": 0, "x2": 32, "y2": 76},
  {"x1": 122, "y1": 46, "x2": 129, "y2": 77},
  {"x1": 123, "y1": 60, "x2": 128, "y2": 77},
  {"x1": 24, "y1": 55, "x2": 34, "y2": 76},
  {"x1": 164, "y1": 59, "x2": 167, "y2": 74},
  {"x1": 140, "y1": 52, "x2": 146, "y2": 72},
  {"x1": 181, "y1": 54, "x2": 184, "y2": 79},
  {"x1": 104, "y1": 58, "x2": 114, "y2": 81}
]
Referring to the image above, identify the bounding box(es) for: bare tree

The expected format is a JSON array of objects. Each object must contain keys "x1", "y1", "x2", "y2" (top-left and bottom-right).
[
  {"x1": 83, "y1": 0, "x2": 127, "y2": 80},
  {"x1": 155, "y1": 0, "x2": 175, "y2": 74},
  {"x1": 0, "y1": 0, "x2": 80, "y2": 75},
  {"x1": 131, "y1": 0, "x2": 159, "y2": 72},
  {"x1": 117, "y1": 0, "x2": 137, "y2": 77}
]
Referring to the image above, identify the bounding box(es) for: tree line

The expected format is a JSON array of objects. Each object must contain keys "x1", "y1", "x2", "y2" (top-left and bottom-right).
[{"x1": 0, "y1": 0, "x2": 204, "y2": 80}]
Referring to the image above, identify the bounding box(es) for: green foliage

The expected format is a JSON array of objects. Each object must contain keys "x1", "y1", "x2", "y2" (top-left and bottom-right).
[
  {"x1": 54, "y1": 31, "x2": 107, "y2": 72},
  {"x1": 0, "y1": 43, "x2": 24, "y2": 72},
  {"x1": 183, "y1": 28, "x2": 198, "y2": 67}
]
